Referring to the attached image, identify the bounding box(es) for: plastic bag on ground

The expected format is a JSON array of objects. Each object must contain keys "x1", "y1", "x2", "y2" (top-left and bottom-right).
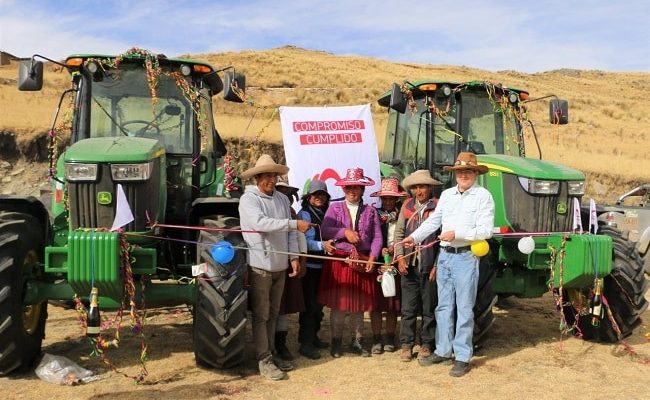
[{"x1": 35, "y1": 353, "x2": 95, "y2": 385}]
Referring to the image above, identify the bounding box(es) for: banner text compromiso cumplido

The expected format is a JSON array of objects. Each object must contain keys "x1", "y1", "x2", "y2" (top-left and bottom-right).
[{"x1": 292, "y1": 120, "x2": 366, "y2": 132}]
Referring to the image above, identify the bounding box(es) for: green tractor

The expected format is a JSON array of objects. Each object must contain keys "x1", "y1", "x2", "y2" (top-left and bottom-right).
[
  {"x1": 0, "y1": 50, "x2": 249, "y2": 375},
  {"x1": 379, "y1": 80, "x2": 649, "y2": 344}
]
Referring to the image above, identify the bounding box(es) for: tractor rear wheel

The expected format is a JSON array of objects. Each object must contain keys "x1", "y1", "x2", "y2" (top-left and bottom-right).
[
  {"x1": 565, "y1": 226, "x2": 649, "y2": 342},
  {"x1": 473, "y1": 255, "x2": 497, "y2": 349},
  {"x1": 193, "y1": 215, "x2": 247, "y2": 368},
  {"x1": 0, "y1": 212, "x2": 47, "y2": 375}
]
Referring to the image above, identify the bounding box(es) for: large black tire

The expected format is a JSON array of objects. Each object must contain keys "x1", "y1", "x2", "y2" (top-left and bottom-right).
[
  {"x1": 473, "y1": 255, "x2": 497, "y2": 348},
  {"x1": 193, "y1": 215, "x2": 248, "y2": 369},
  {"x1": 565, "y1": 226, "x2": 649, "y2": 342},
  {"x1": 0, "y1": 212, "x2": 47, "y2": 375}
]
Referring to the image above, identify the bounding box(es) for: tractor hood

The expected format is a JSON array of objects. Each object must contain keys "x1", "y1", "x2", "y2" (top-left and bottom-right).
[
  {"x1": 64, "y1": 137, "x2": 165, "y2": 163},
  {"x1": 477, "y1": 154, "x2": 584, "y2": 180}
]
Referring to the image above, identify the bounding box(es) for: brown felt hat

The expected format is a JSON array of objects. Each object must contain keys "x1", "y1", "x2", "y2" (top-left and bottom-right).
[{"x1": 443, "y1": 152, "x2": 488, "y2": 174}]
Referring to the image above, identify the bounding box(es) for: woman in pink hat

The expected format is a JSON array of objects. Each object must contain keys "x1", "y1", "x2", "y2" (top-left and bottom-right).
[
  {"x1": 369, "y1": 176, "x2": 408, "y2": 354},
  {"x1": 317, "y1": 167, "x2": 383, "y2": 358}
]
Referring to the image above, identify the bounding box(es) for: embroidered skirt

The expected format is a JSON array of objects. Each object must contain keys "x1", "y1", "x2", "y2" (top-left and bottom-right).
[{"x1": 317, "y1": 252, "x2": 377, "y2": 312}]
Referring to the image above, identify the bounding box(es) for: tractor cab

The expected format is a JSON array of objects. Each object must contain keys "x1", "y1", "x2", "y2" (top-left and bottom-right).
[
  {"x1": 378, "y1": 80, "x2": 566, "y2": 188},
  {"x1": 19, "y1": 53, "x2": 245, "y2": 228}
]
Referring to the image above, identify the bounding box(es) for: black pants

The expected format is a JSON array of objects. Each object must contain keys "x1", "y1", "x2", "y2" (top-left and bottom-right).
[
  {"x1": 399, "y1": 266, "x2": 437, "y2": 349},
  {"x1": 299, "y1": 267, "x2": 324, "y2": 345}
]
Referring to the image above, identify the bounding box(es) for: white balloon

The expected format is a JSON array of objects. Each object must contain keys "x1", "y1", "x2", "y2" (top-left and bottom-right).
[{"x1": 518, "y1": 236, "x2": 535, "y2": 254}]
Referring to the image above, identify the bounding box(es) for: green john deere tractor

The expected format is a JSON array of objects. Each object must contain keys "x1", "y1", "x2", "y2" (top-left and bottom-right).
[
  {"x1": 379, "y1": 80, "x2": 649, "y2": 345},
  {"x1": 0, "y1": 50, "x2": 248, "y2": 374}
]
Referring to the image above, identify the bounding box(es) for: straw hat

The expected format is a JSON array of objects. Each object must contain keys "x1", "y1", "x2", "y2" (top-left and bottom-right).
[
  {"x1": 301, "y1": 179, "x2": 331, "y2": 199},
  {"x1": 370, "y1": 177, "x2": 408, "y2": 197},
  {"x1": 240, "y1": 154, "x2": 289, "y2": 180},
  {"x1": 335, "y1": 167, "x2": 375, "y2": 187},
  {"x1": 443, "y1": 152, "x2": 488, "y2": 174},
  {"x1": 402, "y1": 170, "x2": 442, "y2": 190}
]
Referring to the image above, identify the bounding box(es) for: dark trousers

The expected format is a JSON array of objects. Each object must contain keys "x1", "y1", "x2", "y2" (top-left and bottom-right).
[
  {"x1": 298, "y1": 267, "x2": 324, "y2": 345},
  {"x1": 399, "y1": 266, "x2": 437, "y2": 349}
]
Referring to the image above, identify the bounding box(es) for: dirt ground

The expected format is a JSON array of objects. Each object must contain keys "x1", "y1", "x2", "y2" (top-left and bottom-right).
[{"x1": 2, "y1": 291, "x2": 649, "y2": 400}]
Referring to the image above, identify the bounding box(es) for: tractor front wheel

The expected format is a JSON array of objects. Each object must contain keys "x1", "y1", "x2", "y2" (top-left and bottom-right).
[
  {"x1": 193, "y1": 215, "x2": 247, "y2": 369},
  {"x1": 0, "y1": 212, "x2": 47, "y2": 375}
]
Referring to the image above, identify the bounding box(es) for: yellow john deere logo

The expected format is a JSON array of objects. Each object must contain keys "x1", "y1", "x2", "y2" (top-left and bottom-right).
[
  {"x1": 556, "y1": 202, "x2": 568, "y2": 215},
  {"x1": 97, "y1": 192, "x2": 112, "y2": 205}
]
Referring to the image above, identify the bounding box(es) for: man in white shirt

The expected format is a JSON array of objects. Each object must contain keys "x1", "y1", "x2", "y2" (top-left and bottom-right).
[{"x1": 402, "y1": 152, "x2": 495, "y2": 377}]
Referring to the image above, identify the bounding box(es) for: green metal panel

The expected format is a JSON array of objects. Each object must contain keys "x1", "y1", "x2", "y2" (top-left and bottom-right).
[
  {"x1": 64, "y1": 137, "x2": 165, "y2": 163},
  {"x1": 492, "y1": 267, "x2": 549, "y2": 298},
  {"x1": 23, "y1": 280, "x2": 196, "y2": 308},
  {"x1": 477, "y1": 154, "x2": 584, "y2": 180},
  {"x1": 68, "y1": 230, "x2": 122, "y2": 299},
  {"x1": 493, "y1": 233, "x2": 612, "y2": 296},
  {"x1": 480, "y1": 170, "x2": 510, "y2": 231},
  {"x1": 66, "y1": 54, "x2": 215, "y2": 71},
  {"x1": 547, "y1": 234, "x2": 612, "y2": 289}
]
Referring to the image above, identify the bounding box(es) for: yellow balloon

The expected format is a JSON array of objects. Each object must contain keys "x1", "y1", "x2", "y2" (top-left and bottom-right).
[{"x1": 471, "y1": 240, "x2": 490, "y2": 257}]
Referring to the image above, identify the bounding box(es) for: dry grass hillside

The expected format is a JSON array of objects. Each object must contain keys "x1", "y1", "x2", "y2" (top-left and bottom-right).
[{"x1": 1, "y1": 45, "x2": 649, "y2": 201}]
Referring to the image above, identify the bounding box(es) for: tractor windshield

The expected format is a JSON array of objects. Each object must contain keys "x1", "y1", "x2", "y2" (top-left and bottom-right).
[
  {"x1": 87, "y1": 66, "x2": 194, "y2": 154},
  {"x1": 458, "y1": 90, "x2": 521, "y2": 157}
]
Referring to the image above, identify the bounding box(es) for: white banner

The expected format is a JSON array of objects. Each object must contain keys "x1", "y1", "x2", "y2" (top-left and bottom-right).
[{"x1": 280, "y1": 104, "x2": 381, "y2": 206}]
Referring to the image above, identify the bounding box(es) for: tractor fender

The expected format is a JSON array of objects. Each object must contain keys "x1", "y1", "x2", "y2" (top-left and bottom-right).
[{"x1": 0, "y1": 195, "x2": 51, "y2": 242}]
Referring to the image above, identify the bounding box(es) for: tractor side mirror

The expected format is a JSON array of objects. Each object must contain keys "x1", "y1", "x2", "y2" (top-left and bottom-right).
[
  {"x1": 549, "y1": 99, "x2": 569, "y2": 125},
  {"x1": 389, "y1": 83, "x2": 407, "y2": 113},
  {"x1": 223, "y1": 71, "x2": 246, "y2": 103},
  {"x1": 18, "y1": 60, "x2": 44, "y2": 91},
  {"x1": 203, "y1": 71, "x2": 224, "y2": 95}
]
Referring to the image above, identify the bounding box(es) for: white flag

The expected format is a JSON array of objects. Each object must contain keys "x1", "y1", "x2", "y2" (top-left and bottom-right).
[
  {"x1": 572, "y1": 197, "x2": 583, "y2": 234},
  {"x1": 111, "y1": 184, "x2": 134, "y2": 231},
  {"x1": 589, "y1": 198, "x2": 598, "y2": 234}
]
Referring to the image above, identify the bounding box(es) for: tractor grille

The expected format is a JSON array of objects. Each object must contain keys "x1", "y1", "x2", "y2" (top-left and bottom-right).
[
  {"x1": 68, "y1": 160, "x2": 162, "y2": 231},
  {"x1": 502, "y1": 173, "x2": 577, "y2": 233}
]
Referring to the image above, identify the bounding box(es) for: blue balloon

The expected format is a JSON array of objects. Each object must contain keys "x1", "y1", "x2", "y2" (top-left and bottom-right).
[{"x1": 211, "y1": 241, "x2": 235, "y2": 264}]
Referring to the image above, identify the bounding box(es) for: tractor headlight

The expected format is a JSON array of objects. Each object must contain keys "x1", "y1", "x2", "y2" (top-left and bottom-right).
[
  {"x1": 567, "y1": 181, "x2": 585, "y2": 196},
  {"x1": 518, "y1": 177, "x2": 560, "y2": 195},
  {"x1": 110, "y1": 162, "x2": 152, "y2": 181},
  {"x1": 65, "y1": 163, "x2": 98, "y2": 182}
]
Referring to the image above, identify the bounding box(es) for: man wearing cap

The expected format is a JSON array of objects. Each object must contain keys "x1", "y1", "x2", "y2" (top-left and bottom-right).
[
  {"x1": 238, "y1": 154, "x2": 311, "y2": 381},
  {"x1": 402, "y1": 152, "x2": 495, "y2": 377},
  {"x1": 393, "y1": 170, "x2": 442, "y2": 365}
]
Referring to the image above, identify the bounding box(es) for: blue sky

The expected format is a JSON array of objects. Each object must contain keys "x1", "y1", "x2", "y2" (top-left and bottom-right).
[{"x1": 1, "y1": 0, "x2": 648, "y2": 72}]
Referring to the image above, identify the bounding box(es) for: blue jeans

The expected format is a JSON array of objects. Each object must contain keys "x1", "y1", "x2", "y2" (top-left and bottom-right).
[{"x1": 434, "y1": 251, "x2": 479, "y2": 363}]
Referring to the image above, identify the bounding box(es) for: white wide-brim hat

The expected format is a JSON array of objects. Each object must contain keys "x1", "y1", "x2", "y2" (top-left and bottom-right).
[{"x1": 240, "y1": 154, "x2": 289, "y2": 180}]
